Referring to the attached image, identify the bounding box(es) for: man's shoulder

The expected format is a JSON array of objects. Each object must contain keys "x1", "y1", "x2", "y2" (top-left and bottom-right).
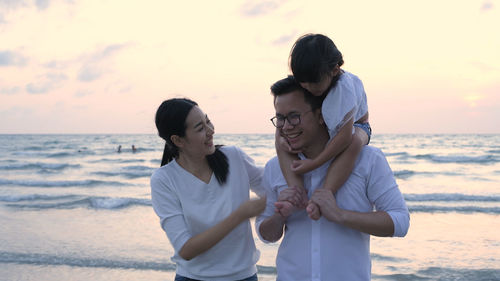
[
  {"x1": 263, "y1": 156, "x2": 287, "y2": 186},
  {"x1": 264, "y1": 156, "x2": 280, "y2": 171},
  {"x1": 356, "y1": 145, "x2": 387, "y2": 168}
]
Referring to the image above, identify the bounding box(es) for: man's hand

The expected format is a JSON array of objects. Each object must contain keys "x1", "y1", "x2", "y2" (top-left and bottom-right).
[
  {"x1": 274, "y1": 185, "x2": 308, "y2": 217},
  {"x1": 310, "y1": 189, "x2": 343, "y2": 223}
]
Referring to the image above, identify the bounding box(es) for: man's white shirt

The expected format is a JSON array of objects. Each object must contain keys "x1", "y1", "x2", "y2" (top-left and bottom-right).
[{"x1": 256, "y1": 146, "x2": 410, "y2": 281}]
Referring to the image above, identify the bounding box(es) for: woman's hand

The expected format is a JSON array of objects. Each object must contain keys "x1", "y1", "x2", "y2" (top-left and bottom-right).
[{"x1": 237, "y1": 196, "x2": 267, "y2": 219}]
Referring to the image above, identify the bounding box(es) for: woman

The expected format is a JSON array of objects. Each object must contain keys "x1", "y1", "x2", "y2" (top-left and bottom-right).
[{"x1": 151, "y1": 98, "x2": 266, "y2": 281}]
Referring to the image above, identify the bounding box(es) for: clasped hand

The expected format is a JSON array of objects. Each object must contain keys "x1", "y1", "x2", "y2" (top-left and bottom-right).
[{"x1": 275, "y1": 187, "x2": 340, "y2": 222}]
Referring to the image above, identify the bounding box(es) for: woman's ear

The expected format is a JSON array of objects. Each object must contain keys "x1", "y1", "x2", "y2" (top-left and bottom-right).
[{"x1": 170, "y1": 135, "x2": 183, "y2": 148}]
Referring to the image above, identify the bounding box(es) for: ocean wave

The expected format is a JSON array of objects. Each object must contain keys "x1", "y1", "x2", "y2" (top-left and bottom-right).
[
  {"x1": 89, "y1": 197, "x2": 151, "y2": 209},
  {"x1": 0, "y1": 194, "x2": 78, "y2": 202},
  {"x1": 393, "y1": 170, "x2": 415, "y2": 179},
  {"x1": 0, "y1": 251, "x2": 278, "y2": 274},
  {"x1": 90, "y1": 158, "x2": 146, "y2": 164},
  {"x1": 408, "y1": 205, "x2": 500, "y2": 214},
  {"x1": 92, "y1": 171, "x2": 152, "y2": 179},
  {"x1": 0, "y1": 179, "x2": 127, "y2": 187},
  {"x1": 0, "y1": 251, "x2": 175, "y2": 271},
  {"x1": 404, "y1": 193, "x2": 500, "y2": 202},
  {"x1": 5, "y1": 195, "x2": 151, "y2": 210},
  {"x1": 415, "y1": 154, "x2": 497, "y2": 164},
  {"x1": 374, "y1": 266, "x2": 500, "y2": 281},
  {"x1": 92, "y1": 165, "x2": 155, "y2": 179},
  {"x1": 385, "y1": 152, "x2": 410, "y2": 157},
  {"x1": 0, "y1": 162, "x2": 80, "y2": 171}
]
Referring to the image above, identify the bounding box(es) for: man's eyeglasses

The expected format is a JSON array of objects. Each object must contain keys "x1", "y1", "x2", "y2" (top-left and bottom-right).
[{"x1": 270, "y1": 111, "x2": 312, "y2": 128}]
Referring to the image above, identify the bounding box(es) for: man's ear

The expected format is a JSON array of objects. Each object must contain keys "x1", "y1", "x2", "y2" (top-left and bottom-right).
[{"x1": 170, "y1": 135, "x2": 184, "y2": 148}]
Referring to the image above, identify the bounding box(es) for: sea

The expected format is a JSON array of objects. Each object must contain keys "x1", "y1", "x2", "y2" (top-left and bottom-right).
[{"x1": 0, "y1": 134, "x2": 499, "y2": 281}]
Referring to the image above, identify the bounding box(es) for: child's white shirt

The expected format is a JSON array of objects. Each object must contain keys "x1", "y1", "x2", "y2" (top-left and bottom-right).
[{"x1": 321, "y1": 71, "x2": 368, "y2": 138}]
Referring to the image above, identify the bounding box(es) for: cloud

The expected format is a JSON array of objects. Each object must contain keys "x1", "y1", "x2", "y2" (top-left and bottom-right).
[
  {"x1": 77, "y1": 65, "x2": 102, "y2": 82},
  {"x1": 481, "y1": 1, "x2": 493, "y2": 11},
  {"x1": 25, "y1": 72, "x2": 67, "y2": 94},
  {"x1": 241, "y1": 0, "x2": 283, "y2": 16},
  {"x1": 89, "y1": 43, "x2": 128, "y2": 62},
  {"x1": 0, "y1": 86, "x2": 20, "y2": 95},
  {"x1": 76, "y1": 43, "x2": 129, "y2": 82},
  {"x1": 470, "y1": 61, "x2": 499, "y2": 72},
  {"x1": 0, "y1": 50, "x2": 27, "y2": 66},
  {"x1": 0, "y1": 0, "x2": 27, "y2": 10},
  {"x1": 43, "y1": 60, "x2": 68, "y2": 69},
  {"x1": 0, "y1": 0, "x2": 52, "y2": 10},
  {"x1": 272, "y1": 32, "x2": 298, "y2": 46},
  {"x1": 75, "y1": 89, "x2": 93, "y2": 97},
  {"x1": 35, "y1": 0, "x2": 49, "y2": 10}
]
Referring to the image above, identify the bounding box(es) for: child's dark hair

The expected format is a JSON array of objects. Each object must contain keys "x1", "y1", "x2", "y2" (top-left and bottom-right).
[
  {"x1": 155, "y1": 98, "x2": 228, "y2": 184},
  {"x1": 289, "y1": 33, "x2": 344, "y2": 83},
  {"x1": 270, "y1": 75, "x2": 324, "y2": 111}
]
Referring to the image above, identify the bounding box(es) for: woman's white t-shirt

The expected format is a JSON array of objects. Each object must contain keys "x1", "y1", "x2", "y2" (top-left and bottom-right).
[{"x1": 150, "y1": 146, "x2": 265, "y2": 281}]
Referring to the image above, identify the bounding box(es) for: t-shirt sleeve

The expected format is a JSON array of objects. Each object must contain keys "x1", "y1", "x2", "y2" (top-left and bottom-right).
[
  {"x1": 322, "y1": 74, "x2": 358, "y2": 138},
  {"x1": 234, "y1": 146, "x2": 266, "y2": 197},
  {"x1": 366, "y1": 149, "x2": 410, "y2": 237},
  {"x1": 150, "y1": 171, "x2": 191, "y2": 252}
]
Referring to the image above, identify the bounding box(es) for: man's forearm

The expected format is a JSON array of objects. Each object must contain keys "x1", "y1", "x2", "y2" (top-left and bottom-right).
[
  {"x1": 259, "y1": 213, "x2": 287, "y2": 242},
  {"x1": 338, "y1": 210, "x2": 394, "y2": 237}
]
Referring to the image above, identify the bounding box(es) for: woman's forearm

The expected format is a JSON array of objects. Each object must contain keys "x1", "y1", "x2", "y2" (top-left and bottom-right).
[{"x1": 178, "y1": 209, "x2": 245, "y2": 260}]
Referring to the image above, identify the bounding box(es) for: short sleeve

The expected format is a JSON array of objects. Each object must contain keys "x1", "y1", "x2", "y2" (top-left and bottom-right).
[{"x1": 322, "y1": 73, "x2": 358, "y2": 138}]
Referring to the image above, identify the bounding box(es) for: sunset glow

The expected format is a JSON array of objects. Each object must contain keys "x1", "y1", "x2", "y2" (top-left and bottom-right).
[{"x1": 1, "y1": 0, "x2": 499, "y2": 134}]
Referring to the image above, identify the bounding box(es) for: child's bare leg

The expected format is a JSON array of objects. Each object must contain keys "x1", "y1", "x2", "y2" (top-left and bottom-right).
[
  {"x1": 275, "y1": 130, "x2": 307, "y2": 208},
  {"x1": 306, "y1": 128, "x2": 368, "y2": 220}
]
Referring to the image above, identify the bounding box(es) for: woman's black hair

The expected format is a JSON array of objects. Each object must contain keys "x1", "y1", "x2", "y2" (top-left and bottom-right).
[
  {"x1": 155, "y1": 98, "x2": 228, "y2": 184},
  {"x1": 289, "y1": 33, "x2": 344, "y2": 84}
]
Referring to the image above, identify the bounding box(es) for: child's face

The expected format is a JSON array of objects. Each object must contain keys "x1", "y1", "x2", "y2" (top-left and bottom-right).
[
  {"x1": 300, "y1": 75, "x2": 332, "y2": 97},
  {"x1": 299, "y1": 66, "x2": 340, "y2": 96}
]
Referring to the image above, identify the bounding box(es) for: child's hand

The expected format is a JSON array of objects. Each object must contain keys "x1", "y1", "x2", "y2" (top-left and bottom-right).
[
  {"x1": 274, "y1": 200, "x2": 296, "y2": 217},
  {"x1": 306, "y1": 201, "x2": 321, "y2": 220},
  {"x1": 277, "y1": 133, "x2": 302, "y2": 154},
  {"x1": 310, "y1": 189, "x2": 342, "y2": 223},
  {"x1": 277, "y1": 185, "x2": 308, "y2": 208},
  {"x1": 291, "y1": 159, "x2": 316, "y2": 174}
]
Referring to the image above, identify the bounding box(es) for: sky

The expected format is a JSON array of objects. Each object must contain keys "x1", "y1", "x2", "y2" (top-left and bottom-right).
[{"x1": 0, "y1": 0, "x2": 499, "y2": 134}]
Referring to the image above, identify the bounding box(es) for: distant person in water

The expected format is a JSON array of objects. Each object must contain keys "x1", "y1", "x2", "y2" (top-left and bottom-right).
[
  {"x1": 150, "y1": 98, "x2": 266, "y2": 280},
  {"x1": 132, "y1": 145, "x2": 137, "y2": 153},
  {"x1": 117, "y1": 145, "x2": 122, "y2": 153}
]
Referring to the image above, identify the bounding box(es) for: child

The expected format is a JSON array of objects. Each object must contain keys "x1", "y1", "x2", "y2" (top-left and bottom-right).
[{"x1": 275, "y1": 33, "x2": 371, "y2": 219}]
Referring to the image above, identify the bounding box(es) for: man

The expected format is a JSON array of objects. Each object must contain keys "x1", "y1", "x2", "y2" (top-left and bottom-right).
[{"x1": 256, "y1": 76, "x2": 410, "y2": 281}]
